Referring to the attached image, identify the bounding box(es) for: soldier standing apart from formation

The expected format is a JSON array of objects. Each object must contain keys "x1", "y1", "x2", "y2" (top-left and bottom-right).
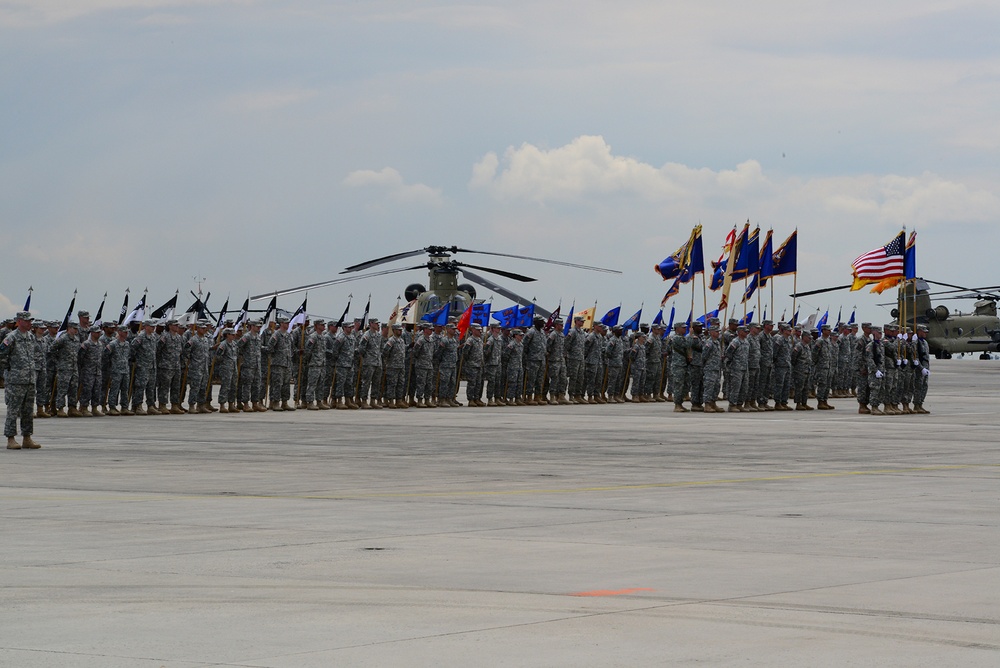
[
  {"x1": 78, "y1": 326, "x2": 105, "y2": 416},
  {"x1": 462, "y1": 323, "x2": 485, "y2": 406},
  {"x1": 48, "y1": 321, "x2": 81, "y2": 417},
  {"x1": 912, "y1": 324, "x2": 931, "y2": 413},
  {"x1": 2, "y1": 312, "x2": 42, "y2": 449},
  {"x1": 382, "y1": 323, "x2": 408, "y2": 408},
  {"x1": 215, "y1": 328, "x2": 239, "y2": 413}
]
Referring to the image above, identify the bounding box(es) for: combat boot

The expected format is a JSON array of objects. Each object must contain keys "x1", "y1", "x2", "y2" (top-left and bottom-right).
[
  {"x1": 170, "y1": 404, "x2": 184, "y2": 414},
  {"x1": 690, "y1": 403, "x2": 704, "y2": 412},
  {"x1": 121, "y1": 407, "x2": 135, "y2": 416},
  {"x1": 107, "y1": 407, "x2": 121, "y2": 416},
  {"x1": 557, "y1": 395, "x2": 570, "y2": 405},
  {"x1": 79, "y1": 407, "x2": 91, "y2": 417},
  {"x1": 240, "y1": 403, "x2": 253, "y2": 413},
  {"x1": 269, "y1": 400, "x2": 281, "y2": 411},
  {"x1": 92, "y1": 406, "x2": 104, "y2": 417},
  {"x1": 804, "y1": 402, "x2": 814, "y2": 410},
  {"x1": 347, "y1": 398, "x2": 360, "y2": 409},
  {"x1": 901, "y1": 403, "x2": 913, "y2": 414},
  {"x1": 674, "y1": 404, "x2": 689, "y2": 413},
  {"x1": 219, "y1": 405, "x2": 229, "y2": 413},
  {"x1": 399, "y1": 399, "x2": 410, "y2": 409},
  {"x1": 870, "y1": 405, "x2": 885, "y2": 415},
  {"x1": 158, "y1": 402, "x2": 169, "y2": 414},
  {"x1": 817, "y1": 401, "x2": 834, "y2": 410},
  {"x1": 133, "y1": 406, "x2": 148, "y2": 416},
  {"x1": 795, "y1": 403, "x2": 808, "y2": 411},
  {"x1": 728, "y1": 403, "x2": 742, "y2": 413},
  {"x1": 254, "y1": 401, "x2": 267, "y2": 412},
  {"x1": 7, "y1": 437, "x2": 20, "y2": 449},
  {"x1": 359, "y1": 398, "x2": 372, "y2": 409},
  {"x1": 22, "y1": 436, "x2": 40, "y2": 449},
  {"x1": 36, "y1": 406, "x2": 48, "y2": 419},
  {"x1": 282, "y1": 400, "x2": 295, "y2": 411},
  {"x1": 918, "y1": 404, "x2": 930, "y2": 414},
  {"x1": 858, "y1": 405, "x2": 871, "y2": 414},
  {"x1": 68, "y1": 406, "x2": 83, "y2": 417},
  {"x1": 334, "y1": 398, "x2": 347, "y2": 409}
]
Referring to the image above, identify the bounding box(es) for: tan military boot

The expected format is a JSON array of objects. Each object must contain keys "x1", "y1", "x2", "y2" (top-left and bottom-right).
[
  {"x1": 254, "y1": 401, "x2": 267, "y2": 412},
  {"x1": 197, "y1": 403, "x2": 212, "y2": 414},
  {"x1": 674, "y1": 404, "x2": 689, "y2": 413},
  {"x1": 107, "y1": 407, "x2": 121, "y2": 416},
  {"x1": 870, "y1": 405, "x2": 885, "y2": 415},
  {"x1": 36, "y1": 406, "x2": 48, "y2": 419},
  {"x1": 282, "y1": 400, "x2": 294, "y2": 411},
  {"x1": 7, "y1": 437, "x2": 20, "y2": 450},
  {"x1": 22, "y1": 436, "x2": 40, "y2": 449},
  {"x1": 219, "y1": 404, "x2": 229, "y2": 413},
  {"x1": 858, "y1": 405, "x2": 871, "y2": 414},
  {"x1": 306, "y1": 401, "x2": 319, "y2": 410},
  {"x1": 158, "y1": 402, "x2": 169, "y2": 414},
  {"x1": 133, "y1": 406, "x2": 148, "y2": 416},
  {"x1": 92, "y1": 406, "x2": 105, "y2": 417}
]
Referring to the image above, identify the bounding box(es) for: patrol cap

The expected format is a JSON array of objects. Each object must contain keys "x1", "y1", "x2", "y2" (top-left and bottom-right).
[
  {"x1": 15, "y1": 310, "x2": 32, "y2": 321},
  {"x1": 691, "y1": 320, "x2": 703, "y2": 328},
  {"x1": 89, "y1": 325, "x2": 101, "y2": 333},
  {"x1": 737, "y1": 325, "x2": 748, "y2": 332},
  {"x1": 166, "y1": 319, "x2": 178, "y2": 326},
  {"x1": 223, "y1": 328, "x2": 235, "y2": 336},
  {"x1": 117, "y1": 325, "x2": 128, "y2": 332},
  {"x1": 533, "y1": 315, "x2": 545, "y2": 323},
  {"x1": 142, "y1": 320, "x2": 154, "y2": 327},
  {"x1": 801, "y1": 329, "x2": 812, "y2": 337},
  {"x1": 762, "y1": 319, "x2": 773, "y2": 326},
  {"x1": 708, "y1": 324, "x2": 720, "y2": 332},
  {"x1": 470, "y1": 323, "x2": 481, "y2": 330},
  {"x1": 871, "y1": 325, "x2": 883, "y2": 332},
  {"x1": 33, "y1": 319, "x2": 46, "y2": 328},
  {"x1": 250, "y1": 320, "x2": 263, "y2": 327},
  {"x1": 368, "y1": 318, "x2": 379, "y2": 324},
  {"x1": 276, "y1": 315, "x2": 289, "y2": 323},
  {"x1": 196, "y1": 319, "x2": 210, "y2": 327},
  {"x1": 511, "y1": 328, "x2": 523, "y2": 335},
  {"x1": 885, "y1": 322, "x2": 898, "y2": 330},
  {"x1": 391, "y1": 322, "x2": 403, "y2": 330},
  {"x1": 728, "y1": 318, "x2": 739, "y2": 325},
  {"x1": 916, "y1": 324, "x2": 928, "y2": 332},
  {"x1": 749, "y1": 322, "x2": 761, "y2": 329},
  {"x1": 445, "y1": 322, "x2": 456, "y2": 329},
  {"x1": 490, "y1": 322, "x2": 501, "y2": 328},
  {"x1": 861, "y1": 322, "x2": 872, "y2": 328},
  {"x1": 77, "y1": 310, "x2": 90, "y2": 318},
  {"x1": 612, "y1": 325, "x2": 622, "y2": 333},
  {"x1": 821, "y1": 324, "x2": 832, "y2": 331},
  {"x1": 673, "y1": 322, "x2": 685, "y2": 330},
  {"x1": 67, "y1": 320, "x2": 79, "y2": 329},
  {"x1": 836, "y1": 322, "x2": 846, "y2": 329},
  {"x1": 552, "y1": 318, "x2": 563, "y2": 325},
  {"x1": 778, "y1": 321, "x2": 790, "y2": 330},
  {"x1": 313, "y1": 319, "x2": 325, "y2": 326},
  {"x1": 574, "y1": 315, "x2": 584, "y2": 321},
  {"x1": 420, "y1": 322, "x2": 433, "y2": 330}
]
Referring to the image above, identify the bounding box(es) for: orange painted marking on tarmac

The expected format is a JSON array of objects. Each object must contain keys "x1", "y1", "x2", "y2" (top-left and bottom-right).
[{"x1": 569, "y1": 588, "x2": 654, "y2": 597}]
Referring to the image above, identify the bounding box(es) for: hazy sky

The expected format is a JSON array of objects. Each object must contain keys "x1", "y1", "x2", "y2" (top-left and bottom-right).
[{"x1": 3, "y1": 0, "x2": 999, "y2": 325}]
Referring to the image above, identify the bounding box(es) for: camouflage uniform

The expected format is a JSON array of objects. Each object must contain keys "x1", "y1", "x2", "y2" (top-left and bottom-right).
[
  {"x1": 772, "y1": 329, "x2": 793, "y2": 407},
  {"x1": 237, "y1": 328, "x2": 263, "y2": 405},
  {"x1": 461, "y1": 330, "x2": 484, "y2": 404},
  {"x1": 791, "y1": 335, "x2": 814, "y2": 407},
  {"x1": 437, "y1": 331, "x2": 459, "y2": 402},
  {"x1": 522, "y1": 324, "x2": 546, "y2": 399},
  {"x1": 882, "y1": 330, "x2": 899, "y2": 408},
  {"x1": 584, "y1": 328, "x2": 604, "y2": 401},
  {"x1": 726, "y1": 332, "x2": 750, "y2": 407},
  {"x1": 184, "y1": 330, "x2": 213, "y2": 407},
  {"x1": 266, "y1": 327, "x2": 294, "y2": 404},
  {"x1": 756, "y1": 325, "x2": 774, "y2": 408},
  {"x1": 106, "y1": 334, "x2": 132, "y2": 411},
  {"x1": 333, "y1": 328, "x2": 356, "y2": 403},
  {"x1": 643, "y1": 332, "x2": 662, "y2": 399},
  {"x1": 913, "y1": 331, "x2": 930, "y2": 409},
  {"x1": 483, "y1": 328, "x2": 503, "y2": 403},
  {"x1": 855, "y1": 327, "x2": 871, "y2": 408},
  {"x1": 1, "y1": 326, "x2": 38, "y2": 440},
  {"x1": 546, "y1": 327, "x2": 568, "y2": 401},
  {"x1": 668, "y1": 329, "x2": 690, "y2": 408},
  {"x1": 412, "y1": 329, "x2": 435, "y2": 402},
  {"x1": 129, "y1": 327, "x2": 158, "y2": 411},
  {"x1": 156, "y1": 328, "x2": 184, "y2": 407},
  {"x1": 565, "y1": 323, "x2": 586, "y2": 400},
  {"x1": 48, "y1": 329, "x2": 81, "y2": 411},
  {"x1": 78, "y1": 332, "x2": 104, "y2": 412},
  {"x1": 357, "y1": 326, "x2": 383, "y2": 404},
  {"x1": 746, "y1": 329, "x2": 761, "y2": 409},
  {"x1": 504, "y1": 334, "x2": 524, "y2": 402},
  {"x1": 812, "y1": 331, "x2": 835, "y2": 405},
  {"x1": 35, "y1": 328, "x2": 52, "y2": 412},
  {"x1": 603, "y1": 330, "x2": 625, "y2": 399},
  {"x1": 701, "y1": 332, "x2": 723, "y2": 407},
  {"x1": 687, "y1": 329, "x2": 705, "y2": 408},
  {"x1": 382, "y1": 330, "x2": 408, "y2": 404},
  {"x1": 215, "y1": 335, "x2": 239, "y2": 406},
  {"x1": 865, "y1": 332, "x2": 885, "y2": 411},
  {"x1": 629, "y1": 337, "x2": 646, "y2": 398},
  {"x1": 302, "y1": 326, "x2": 328, "y2": 405}
]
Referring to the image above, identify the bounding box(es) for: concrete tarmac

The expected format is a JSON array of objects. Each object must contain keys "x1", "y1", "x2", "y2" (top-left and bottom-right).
[{"x1": 2, "y1": 360, "x2": 999, "y2": 667}]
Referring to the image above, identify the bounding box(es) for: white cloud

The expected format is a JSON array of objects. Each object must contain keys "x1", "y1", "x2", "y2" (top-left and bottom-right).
[
  {"x1": 0, "y1": 293, "x2": 17, "y2": 320},
  {"x1": 343, "y1": 167, "x2": 443, "y2": 206},
  {"x1": 470, "y1": 135, "x2": 1000, "y2": 229}
]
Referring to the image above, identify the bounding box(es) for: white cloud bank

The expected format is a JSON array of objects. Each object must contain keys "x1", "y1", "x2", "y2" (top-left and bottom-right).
[
  {"x1": 343, "y1": 167, "x2": 443, "y2": 206},
  {"x1": 470, "y1": 135, "x2": 1000, "y2": 230}
]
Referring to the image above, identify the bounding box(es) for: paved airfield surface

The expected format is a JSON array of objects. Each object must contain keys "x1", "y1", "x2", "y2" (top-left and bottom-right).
[{"x1": 2, "y1": 360, "x2": 999, "y2": 667}]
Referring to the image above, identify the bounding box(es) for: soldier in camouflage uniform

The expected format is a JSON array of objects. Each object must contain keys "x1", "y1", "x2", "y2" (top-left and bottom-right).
[
  {"x1": 899, "y1": 328, "x2": 916, "y2": 413},
  {"x1": 865, "y1": 326, "x2": 886, "y2": 414},
  {"x1": 356, "y1": 318, "x2": 383, "y2": 409},
  {"x1": 791, "y1": 329, "x2": 814, "y2": 411},
  {"x1": 913, "y1": 324, "x2": 931, "y2": 413},
  {"x1": 156, "y1": 320, "x2": 185, "y2": 414},
  {"x1": 725, "y1": 325, "x2": 751, "y2": 412},
  {"x1": 644, "y1": 324, "x2": 664, "y2": 403},
  {"x1": 522, "y1": 317, "x2": 546, "y2": 405},
  {"x1": 812, "y1": 324, "x2": 836, "y2": 410},
  {"x1": 565, "y1": 315, "x2": 586, "y2": 403},
  {"x1": 701, "y1": 324, "x2": 723, "y2": 413},
  {"x1": 99, "y1": 321, "x2": 116, "y2": 412},
  {"x1": 461, "y1": 323, "x2": 485, "y2": 406},
  {"x1": 756, "y1": 320, "x2": 775, "y2": 410},
  {"x1": 214, "y1": 328, "x2": 239, "y2": 412},
  {"x1": 333, "y1": 321, "x2": 358, "y2": 409},
  {"x1": 301, "y1": 320, "x2": 327, "y2": 410},
  {"x1": 881, "y1": 323, "x2": 900, "y2": 414},
  {"x1": 584, "y1": 323, "x2": 605, "y2": 403},
  {"x1": 437, "y1": 323, "x2": 460, "y2": 407},
  {"x1": 265, "y1": 316, "x2": 294, "y2": 411},
  {"x1": 318, "y1": 322, "x2": 337, "y2": 409},
  {"x1": 546, "y1": 319, "x2": 568, "y2": 404},
  {"x1": 483, "y1": 323, "x2": 504, "y2": 406},
  {"x1": 772, "y1": 322, "x2": 793, "y2": 410},
  {"x1": 504, "y1": 329, "x2": 525, "y2": 405},
  {"x1": 835, "y1": 323, "x2": 853, "y2": 397},
  {"x1": 629, "y1": 332, "x2": 647, "y2": 401},
  {"x1": 129, "y1": 320, "x2": 159, "y2": 415},
  {"x1": 411, "y1": 323, "x2": 435, "y2": 407},
  {"x1": 383, "y1": 323, "x2": 408, "y2": 408},
  {"x1": 33, "y1": 320, "x2": 50, "y2": 418},
  {"x1": 185, "y1": 320, "x2": 214, "y2": 413},
  {"x1": 669, "y1": 322, "x2": 690, "y2": 412},
  {"x1": 686, "y1": 322, "x2": 705, "y2": 411},
  {"x1": 105, "y1": 326, "x2": 132, "y2": 415},
  {"x1": 48, "y1": 321, "x2": 81, "y2": 417},
  {"x1": 78, "y1": 326, "x2": 105, "y2": 416},
  {"x1": 2, "y1": 312, "x2": 41, "y2": 448},
  {"x1": 604, "y1": 326, "x2": 625, "y2": 402},
  {"x1": 237, "y1": 321, "x2": 265, "y2": 412},
  {"x1": 854, "y1": 323, "x2": 872, "y2": 413},
  {"x1": 42, "y1": 320, "x2": 59, "y2": 413}
]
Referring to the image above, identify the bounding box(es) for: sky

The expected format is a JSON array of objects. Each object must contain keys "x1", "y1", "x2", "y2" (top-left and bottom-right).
[{"x1": 2, "y1": 0, "x2": 999, "y2": 326}]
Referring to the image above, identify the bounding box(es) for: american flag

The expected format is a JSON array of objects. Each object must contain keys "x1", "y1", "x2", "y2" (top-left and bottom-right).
[{"x1": 852, "y1": 232, "x2": 905, "y2": 281}]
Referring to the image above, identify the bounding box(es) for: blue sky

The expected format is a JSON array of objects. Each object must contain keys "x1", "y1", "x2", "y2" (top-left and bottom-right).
[{"x1": 2, "y1": 1, "x2": 999, "y2": 324}]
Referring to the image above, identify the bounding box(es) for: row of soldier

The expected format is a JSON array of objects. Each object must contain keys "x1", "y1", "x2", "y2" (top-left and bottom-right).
[{"x1": 3, "y1": 309, "x2": 931, "y2": 430}]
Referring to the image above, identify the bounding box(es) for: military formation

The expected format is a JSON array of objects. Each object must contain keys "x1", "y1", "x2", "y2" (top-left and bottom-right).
[{"x1": 1, "y1": 307, "x2": 934, "y2": 448}]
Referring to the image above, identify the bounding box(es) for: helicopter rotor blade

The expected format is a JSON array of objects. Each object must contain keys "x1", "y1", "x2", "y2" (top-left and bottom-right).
[
  {"x1": 340, "y1": 249, "x2": 429, "y2": 274},
  {"x1": 454, "y1": 248, "x2": 621, "y2": 274},
  {"x1": 454, "y1": 262, "x2": 537, "y2": 283},
  {"x1": 250, "y1": 265, "x2": 427, "y2": 301},
  {"x1": 459, "y1": 269, "x2": 552, "y2": 318},
  {"x1": 790, "y1": 284, "x2": 852, "y2": 298},
  {"x1": 922, "y1": 280, "x2": 1000, "y2": 299}
]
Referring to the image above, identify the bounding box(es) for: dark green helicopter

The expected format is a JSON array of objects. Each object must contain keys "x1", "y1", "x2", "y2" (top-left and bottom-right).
[{"x1": 252, "y1": 246, "x2": 619, "y2": 322}]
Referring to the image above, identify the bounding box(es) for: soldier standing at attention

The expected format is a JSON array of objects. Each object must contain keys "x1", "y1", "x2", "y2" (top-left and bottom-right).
[
  {"x1": 78, "y1": 326, "x2": 105, "y2": 416},
  {"x1": 865, "y1": 326, "x2": 886, "y2": 415},
  {"x1": 49, "y1": 321, "x2": 82, "y2": 417},
  {"x1": 813, "y1": 324, "x2": 836, "y2": 410},
  {"x1": 156, "y1": 320, "x2": 185, "y2": 414},
  {"x1": 33, "y1": 320, "x2": 50, "y2": 418},
  {"x1": 483, "y1": 323, "x2": 503, "y2": 406},
  {"x1": 302, "y1": 319, "x2": 327, "y2": 410},
  {"x1": 503, "y1": 329, "x2": 525, "y2": 405},
  {"x1": 105, "y1": 326, "x2": 132, "y2": 415},
  {"x1": 669, "y1": 322, "x2": 691, "y2": 412},
  {"x1": 411, "y1": 323, "x2": 435, "y2": 407},
  {"x1": 725, "y1": 325, "x2": 750, "y2": 412},
  {"x1": 584, "y1": 322, "x2": 605, "y2": 404},
  {"x1": 565, "y1": 315, "x2": 586, "y2": 403},
  {"x1": 604, "y1": 326, "x2": 625, "y2": 402},
  {"x1": 545, "y1": 318, "x2": 568, "y2": 404},
  {"x1": 356, "y1": 318, "x2": 383, "y2": 409},
  {"x1": 461, "y1": 323, "x2": 485, "y2": 406},
  {"x1": 522, "y1": 316, "x2": 546, "y2": 405},
  {"x1": 756, "y1": 320, "x2": 775, "y2": 410},
  {"x1": 855, "y1": 323, "x2": 872, "y2": 414},
  {"x1": 383, "y1": 323, "x2": 408, "y2": 408},
  {"x1": 129, "y1": 320, "x2": 159, "y2": 415},
  {"x1": 215, "y1": 328, "x2": 239, "y2": 413},
  {"x1": 644, "y1": 323, "x2": 664, "y2": 403},
  {"x1": 238, "y1": 321, "x2": 265, "y2": 412},
  {"x1": 792, "y1": 329, "x2": 814, "y2": 411},
  {"x1": 629, "y1": 332, "x2": 647, "y2": 402},
  {"x1": 185, "y1": 320, "x2": 214, "y2": 413},
  {"x1": 437, "y1": 323, "x2": 460, "y2": 406},
  {"x1": 701, "y1": 324, "x2": 723, "y2": 413},
  {"x1": 2, "y1": 312, "x2": 42, "y2": 449},
  {"x1": 913, "y1": 324, "x2": 931, "y2": 414},
  {"x1": 266, "y1": 316, "x2": 294, "y2": 411}
]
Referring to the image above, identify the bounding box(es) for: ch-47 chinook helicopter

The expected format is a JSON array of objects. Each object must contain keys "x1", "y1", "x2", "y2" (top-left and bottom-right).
[
  {"x1": 884, "y1": 278, "x2": 1000, "y2": 359},
  {"x1": 250, "y1": 246, "x2": 620, "y2": 322}
]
